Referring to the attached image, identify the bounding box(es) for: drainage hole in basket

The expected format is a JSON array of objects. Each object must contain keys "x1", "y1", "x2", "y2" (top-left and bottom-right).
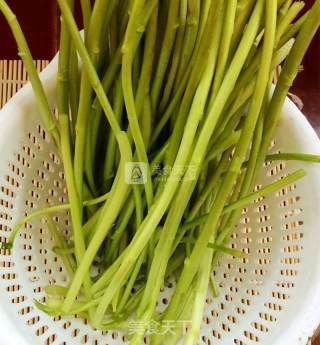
[
  {"x1": 31, "y1": 179, "x2": 44, "y2": 190},
  {"x1": 27, "y1": 265, "x2": 37, "y2": 272},
  {"x1": 26, "y1": 315, "x2": 40, "y2": 325},
  {"x1": 201, "y1": 335, "x2": 211, "y2": 344},
  {"x1": 22, "y1": 145, "x2": 35, "y2": 159},
  {"x1": 0, "y1": 211, "x2": 12, "y2": 221},
  {"x1": 2, "y1": 272, "x2": 16, "y2": 279},
  {"x1": 33, "y1": 286, "x2": 43, "y2": 294},
  {"x1": 9, "y1": 164, "x2": 25, "y2": 178},
  {"x1": 71, "y1": 328, "x2": 80, "y2": 337},
  {"x1": 5, "y1": 174, "x2": 20, "y2": 188},
  {"x1": 236, "y1": 307, "x2": 246, "y2": 315},
  {"x1": 267, "y1": 162, "x2": 286, "y2": 177},
  {"x1": 44, "y1": 333, "x2": 57, "y2": 345},
  {"x1": 244, "y1": 330, "x2": 259, "y2": 342},
  {"x1": 252, "y1": 322, "x2": 269, "y2": 333},
  {"x1": 259, "y1": 312, "x2": 277, "y2": 322},
  {"x1": 49, "y1": 152, "x2": 60, "y2": 165},
  {"x1": 257, "y1": 258, "x2": 271, "y2": 265},
  {"x1": 282, "y1": 220, "x2": 304, "y2": 231},
  {"x1": 241, "y1": 298, "x2": 252, "y2": 306},
  {"x1": 11, "y1": 295, "x2": 26, "y2": 303},
  {"x1": 227, "y1": 315, "x2": 238, "y2": 324},
  {"x1": 0, "y1": 185, "x2": 16, "y2": 198},
  {"x1": 258, "y1": 236, "x2": 272, "y2": 244},
  {"x1": 246, "y1": 289, "x2": 260, "y2": 297},
  {"x1": 63, "y1": 321, "x2": 71, "y2": 330},
  {"x1": 256, "y1": 204, "x2": 269, "y2": 213},
  {"x1": 0, "y1": 247, "x2": 11, "y2": 256},
  {"x1": 6, "y1": 283, "x2": 21, "y2": 292},
  {"x1": 0, "y1": 223, "x2": 12, "y2": 233},
  {"x1": 234, "y1": 340, "x2": 246, "y2": 345},
  {"x1": 28, "y1": 276, "x2": 40, "y2": 283},
  {"x1": 16, "y1": 153, "x2": 31, "y2": 168},
  {"x1": 35, "y1": 325, "x2": 48, "y2": 336},
  {"x1": 282, "y1": 245, "x2": 303, "y2": 253},
  {"x1": 271, "y1": 291, "x2": 290, "y2": 301},
  {"x1": 280, "y1": 268, "x2": 298, "y2": 276},
  {"x1": 42, "y1": 160, "x2": 54, "y2": 173},
  {"x1": 211, "y1": 309, "x2": 219, "y2": 318},
  {"x1": 283, "y1": 232, "x2": 303, "y2": 241},
  {"x1": 81, "y1": 334, "x2": 89, "y2": 344},
  {"x1": 279, "y1": 196, "x2": 300, "y2": 207},
  {"x1": 276, "y1": 281, "x2": 295, "y2": 288},
  {"x1": 258, "y1": 225, "x2": 273, "y2": 234},
  {"x1": 19, "y1": 305, "x2": 34, "y2": 315},
  {"x1": 281, "y1": 257, "x2": 301, "y2": 265},
  {"x1": 0, "y1": 197, "x2": 14, "y2": 209},
  {"x1": 203, "y1": 316, "x2": 210, "y2": 325},
  {"x1": 277, "y1": 183, "x2": 296, "y2": 197},
  {"x1": 282, "y1": 208, "x2": 303, "y2": 219},
  {"x1": 221, "y1": 323, "x2": 231, "y2": 333},
  {"x1": 264, "y1": 302, "x2": 283, "y2": 311}
]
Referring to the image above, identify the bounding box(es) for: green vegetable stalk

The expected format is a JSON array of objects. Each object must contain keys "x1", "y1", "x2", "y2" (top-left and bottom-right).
[{"x1": 1, "y1": 0, "x2": 320, "y2": 343}]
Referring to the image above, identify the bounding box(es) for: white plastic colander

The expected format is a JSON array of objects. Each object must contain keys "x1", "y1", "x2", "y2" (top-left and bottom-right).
[{"x1": 0, "y1": 56, "x2": 320, "y2": 345}]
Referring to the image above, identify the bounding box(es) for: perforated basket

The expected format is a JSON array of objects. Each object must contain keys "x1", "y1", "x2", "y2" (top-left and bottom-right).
[{"x1": 0, "y1": 57, "x2": 320, "y2": 345}]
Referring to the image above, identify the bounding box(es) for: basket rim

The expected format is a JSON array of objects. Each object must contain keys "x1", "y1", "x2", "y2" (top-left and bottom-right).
[
  {"x1": 0, "y1": 56, "x2": 58, "y2": 345},
  {"x1": 269, "y1": 96, "x2": 320, "y2": 345},
  {"x1": 0, "y1": 59, "x2": 320, "y2": 345}
]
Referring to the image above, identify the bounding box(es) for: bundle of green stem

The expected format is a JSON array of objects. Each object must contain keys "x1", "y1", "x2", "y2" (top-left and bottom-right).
[{"x1": 1, "y1": 0, "x2": 320, "y2": 343}]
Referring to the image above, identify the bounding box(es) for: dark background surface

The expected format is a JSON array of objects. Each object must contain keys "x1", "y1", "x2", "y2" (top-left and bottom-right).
[
  {"x1": 0, "y1": 1, "x2": 319, "y2": 343},
  {"x1": 0, "y1": 0, "x2": 319, "y2": 135}
]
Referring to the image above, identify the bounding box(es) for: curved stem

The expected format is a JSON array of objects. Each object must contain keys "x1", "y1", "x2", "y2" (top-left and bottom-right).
[
  {"x1": 257, "y1": 0, "x2": 320, "y2": 176},
  {"x1": 7, "y1": 190, "x2": 111, "y2": 247},
  {"x1": 266, "y1": 152, "x2": 320, "y2": 163},
  {"x1": 103, "y1": 76, "x2": 124, "y2": 190},
  {"x1": 133, "y1": 2, "x2": 225, "y2": 337},
  {"x1": 173, "y1": 0, "x2": 200, "y2": 92},
  {"x1": 158, "y1": 0, "x2": 187, "y2": 112},
  {"x1": 80, "y1": 0, "x2": 92, "y2": 35},
  {"x1": 56, "y1": 0, "x2": 128, "y2": 144},
  {"x1": 163, "y1": 0, "x2": 266, "y2": 320},
  {"x1": 72, "y1": 0, "x2": 117, "y2": 203},
  {"x1": 212, "y1": 0, "x2": 237, "y2": 97},
  {"x1": 275, "y1": 1, "x2": 305, "y2": 44},
  {"x1": 135, "y1": 5, "x2": 158, "y2": 118},
  {"x1": 0, "y1": 0, "x2": 60, "y2": 146},
  {"x1": 150, "y1": 0, "x2": 180, "y2": 111},
  {"x1": 62, "y1": 131, "x2": 132, "y2": 313},
  {"x1": 47, "y1": 217, "x2": 76, "y2": 277},
  {"x1": 121, "y1": 1, "x2": 157, "y2": 208}
]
